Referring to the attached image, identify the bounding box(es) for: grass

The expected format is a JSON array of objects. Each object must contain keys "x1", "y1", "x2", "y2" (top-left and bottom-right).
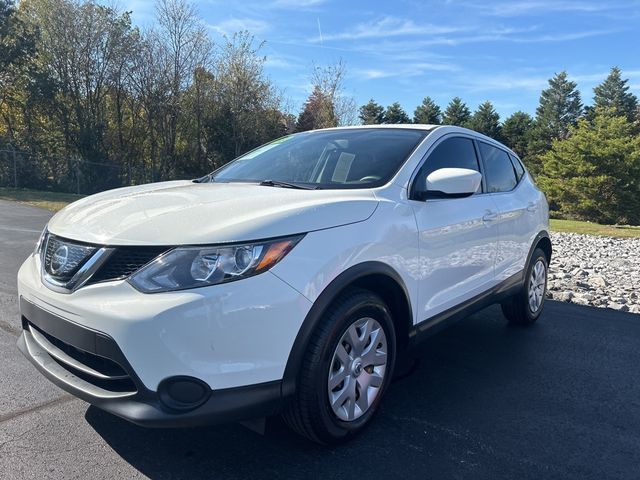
[
  {"x1": 0, "y1": 187, "x2": 83, "y2": 212},
  {"x1": 1, "y1": 187, "x2": 639, "y2": 238},
  {"x1": 550, "y1": 218, "x2": 640, "y2": 239}
]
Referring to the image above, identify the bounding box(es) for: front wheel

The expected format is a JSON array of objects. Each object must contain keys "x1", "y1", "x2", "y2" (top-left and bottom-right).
[
  {"x1": 282, "y1": 289, "x2": 396, "y2": 444},
  {"x1": 501, "y1": 247, "x2": 548, "y2": 325}
]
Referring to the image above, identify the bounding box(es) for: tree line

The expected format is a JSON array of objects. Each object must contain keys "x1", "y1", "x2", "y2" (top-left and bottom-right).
[
  {"x1": 357, "y1": 68, "x2": 640, "y2": 225},
  {"x1": 1, "y1": 0, "x2": 639, "y2": 224},
  {"x1": 1, "y1": 0, "x2": 305, "y2": 192}
]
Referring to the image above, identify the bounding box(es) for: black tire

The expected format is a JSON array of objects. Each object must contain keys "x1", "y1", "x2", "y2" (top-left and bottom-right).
[
  {"x1": 282, "y1": 288, "x2": 396, "y2": 445},
  {"x1": 501, "y1": 247, "x2": 548, "y2": 325}
]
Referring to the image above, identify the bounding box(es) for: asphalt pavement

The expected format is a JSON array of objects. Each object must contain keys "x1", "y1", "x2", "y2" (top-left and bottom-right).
[{"x1": 1, "y1": 199, "x2": 640, "y2": 479}]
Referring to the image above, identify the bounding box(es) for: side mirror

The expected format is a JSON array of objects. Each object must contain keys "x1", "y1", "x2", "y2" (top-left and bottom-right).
[{"x1": 424, "y1": 168, "x2": 482, "y2": 198}]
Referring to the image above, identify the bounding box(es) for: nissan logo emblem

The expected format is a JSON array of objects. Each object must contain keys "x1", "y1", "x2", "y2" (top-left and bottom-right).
[{"x1": 51, "y1": 245, "x2": 69, "y2": 274}]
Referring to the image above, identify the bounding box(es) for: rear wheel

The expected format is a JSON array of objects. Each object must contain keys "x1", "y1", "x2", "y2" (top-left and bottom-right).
[
  {"x1": 502, "y1": 247, "x2": 548, "y2": 325},
  {"x1": 282, "y1": 289, "x2": 396, "y2": 444}
]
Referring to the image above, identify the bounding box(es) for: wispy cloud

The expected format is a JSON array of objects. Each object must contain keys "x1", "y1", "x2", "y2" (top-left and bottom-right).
[
  {"x1": 311, "y1": 16, "x2": 463, "y2": 42},
  {"x1": 263, "y1": 52, "x2": 304, "y2": 70},
  {"x1": 343, "y1": 25, "x2": 608, "y2": 53},
  {"x1": 569, "y1": 69, "x2": 640, "y2": 89},
  {"x1": 208, "y1": 0, "x2": 328, "y2": 11},
  {"x1": 455, "y1": 67, "x2": 640, "y2": 95},
  {"x1": 455, "y1": 1, "x2": 626, "y2": 17},
  {"x1": 122, "y1": 0, "x2": 156, "y2": 25},
  {"x1": 353, "y1": 61, "x2": 460, "y2": 80},
  {"x1": 208, "y1": 18, "x2": 270, "y2": 36},
  {"x1": 270, "y1": 0, "x2": 327, "y2": 8},
  {"x1": 310, "y1": 17, "x2": 612, "y2": 47},
  {"x1": 459, "y1": 74, "x2": 550, "y2": 92},
  {"x1": 511, "y1": 29, "x2": 618, "y2": 42}
]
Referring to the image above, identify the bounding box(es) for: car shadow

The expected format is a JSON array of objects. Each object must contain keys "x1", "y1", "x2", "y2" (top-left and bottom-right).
[{"x1": 85, "y1": 301, "x2": 640, "y2": 479}]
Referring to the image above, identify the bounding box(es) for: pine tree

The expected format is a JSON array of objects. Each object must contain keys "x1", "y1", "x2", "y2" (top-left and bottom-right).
[
  {"x1": 534, "y1": 71, "x2": 582, "y2": 141},
  {"x1": 527, "y1": 71, "x2": 583, "y2": 175},
  {"x1": 442, "y1": 97, "x2": 471, "y2": 127},
  {"x1": 468, "y1": 101, "x2": 501, "y2": 140},
  {"x1": 537, "y1": 109, "x2": 640, "y2": 224},
  {"x1": 502, "y1": 111, "x2": 534, "y2": 159},
  {"x1": 295, "y1": 86, "x2": 336, "y2": 132},
  {"x1": 358, "y1": 99, "x2": 385, "y2": 125},
  {"x1": 413, "y1": 96, "x2": 441, "y2": 124},
  {"x1": 383, "y1": 102, "x2": 410, "y2": 124},
  {"x1": 593, "y1": 67, "x2": 638, "y2": 122}
]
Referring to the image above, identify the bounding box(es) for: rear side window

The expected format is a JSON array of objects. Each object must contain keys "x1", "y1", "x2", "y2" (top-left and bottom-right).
[
  {"x1": 509, "y1": 153, "x2": 525, "y2": 181},
  {"x1": 413, "y1": 137, "x2": 480, "y2": 195},
  {"x1": 479, "y1": 142, "x2": 517, "y2": 193}
]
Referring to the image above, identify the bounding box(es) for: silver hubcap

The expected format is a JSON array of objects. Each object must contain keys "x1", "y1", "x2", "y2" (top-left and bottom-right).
[
  {"x1": 327, "y1": 317, "x2": 388, "y2": 422},
  {"x1": 528, "y1": 259, "x2": 547, "y2": 313}
]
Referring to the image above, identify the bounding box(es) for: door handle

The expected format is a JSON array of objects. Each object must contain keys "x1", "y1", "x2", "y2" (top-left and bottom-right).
[
  {"x1": 482, "y1": 211, "x2": 498, "y2": 222},
  {"x1": 526, "y1": 202, "x2": 537, "y2": 212}
]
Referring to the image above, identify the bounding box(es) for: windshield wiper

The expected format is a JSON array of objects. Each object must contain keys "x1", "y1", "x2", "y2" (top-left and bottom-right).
[
  {"x1": 193, "y1": 173, "x2": 213, "y2": 183},
  {"x1": 259, "y1": 179, "x2": 319, "y2": 190}
]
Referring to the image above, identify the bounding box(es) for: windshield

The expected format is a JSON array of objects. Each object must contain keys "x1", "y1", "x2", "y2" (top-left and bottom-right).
[{"x1": 209, "y1": 128, "x2": 429, "y2": 189}]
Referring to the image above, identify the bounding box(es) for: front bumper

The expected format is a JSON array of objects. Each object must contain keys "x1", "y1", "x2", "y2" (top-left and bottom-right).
[
  {"x1": 17, "y1": 296, "x2": 284, "y2": 427},
  {"x1": 17, "y1": 252, "x2": 313, "y2": 427},
  {"x1": 18, "y1": 253, "x2": 312, "y2": 391}
]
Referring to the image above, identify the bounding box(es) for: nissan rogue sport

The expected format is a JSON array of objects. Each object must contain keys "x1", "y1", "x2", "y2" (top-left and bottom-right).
[{"x1": 17, "y1": 125, "x2": 551, "y2": 444}]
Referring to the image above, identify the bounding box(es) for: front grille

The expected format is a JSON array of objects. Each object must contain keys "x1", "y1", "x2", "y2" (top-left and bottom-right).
[
  {"x1": 27, "y1": 322, "x2": 137, "y2": 394},
  {"x1": 40, "y1": 233, "x2": 170, "y2": 288},
  {"x1": 89, "y1": 246, "x2": 169, "y2": 283},
  {"x1": 43, "y1": 235, "x2": 96, "y2": 281}
]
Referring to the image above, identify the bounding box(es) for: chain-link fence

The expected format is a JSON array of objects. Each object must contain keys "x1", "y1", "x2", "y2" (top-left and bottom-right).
[{"x1": 0, "y1": 146, "x2": 125, "y2": 195}]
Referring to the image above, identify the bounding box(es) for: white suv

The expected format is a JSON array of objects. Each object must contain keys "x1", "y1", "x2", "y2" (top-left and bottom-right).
[{"x1": 17, "y1": 125, "x2": 550, "y2": 444}]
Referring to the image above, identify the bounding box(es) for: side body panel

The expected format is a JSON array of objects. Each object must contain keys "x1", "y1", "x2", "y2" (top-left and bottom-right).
[
  {"x1": 271, "y1": 184, "x2": 421, "y2": 324},
  {"x1": 490, "y1": 176, "x2": 549, "y2": 282},
  {"x1": 409, "y1": 194, "x2": 500, "y2": 321}
]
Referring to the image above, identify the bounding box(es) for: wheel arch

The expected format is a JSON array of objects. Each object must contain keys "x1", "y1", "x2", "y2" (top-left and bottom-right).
[
  {"x1": 529, "y1": 230, "x2": 552, "y2": 265},
  {"x1": 281, "y1": 261, "x2": 413, "y2": 398}
]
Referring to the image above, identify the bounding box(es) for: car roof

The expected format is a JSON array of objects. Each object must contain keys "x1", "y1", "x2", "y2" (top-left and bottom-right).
[
  {"x1": 310, "y1": 124, "x2": 518, "y2": 157},
  {"x1": 313, "y1": 124, "x2": 438, "y2": 132}
]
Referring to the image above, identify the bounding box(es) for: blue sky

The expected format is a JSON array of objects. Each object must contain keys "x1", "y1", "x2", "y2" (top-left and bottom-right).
[{"x1": 126, "y1": 0, "x2": 640, "y2": 120}]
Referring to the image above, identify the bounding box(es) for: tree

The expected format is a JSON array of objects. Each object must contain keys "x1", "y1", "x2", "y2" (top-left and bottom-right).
[
  {"x1": 130, "y1": 31, "x2": 168, "y2": 183},
  {"x1": 307, "y1": 59, "x2": 356, "y2": 128},
  {"x1": 20, "y1": 0, "x2": 141, "y2": 190},
  {"x1": 295, "y1": 86, "x2": 335, "y2": 132},
  {"x1": 468, "y1": 101, "x2": 501, "y2": 139},
  {"x1": 0, "y1": 0, "x2": 37, "y2": 144},
  {"x1": 359, "y1": 99, "x2": 384, "y2": 125},
  {"x1": 207, "y1": 32, "x2": 283, "y2": 161},
  {"x1": 0, "y1": 0, "x2": 36, "y2": 92},
  {"x1": 593, "y1": 66, "x2": 638, "y2": 122},
  {"x1": 442, "y1": 97, "x2": 471, "y2": 126},
  {"x1": 534, "y1": 71, "x2": 582, "y2": 142},
  {"x1": 154, "y1": 0, "x2": 211, "y2": 178},
  {"x1": 3, "y1": 0, "x2": 292, "y2": 192},
  {"x1": 502, "y1": 111, "x2": 534, "y2": 159},
  {"x1": 413, "y1": 96, "x2": 441, "y2": 124},
  {"x1": 527, "y1": 71, "x2": 583, "y2": 175},
  {"x1": 383, "y1": 102, "x2": 410, "y2": 124},
  {"x1": 537, "y1": 109, "x2": 640, "y2": 224}
]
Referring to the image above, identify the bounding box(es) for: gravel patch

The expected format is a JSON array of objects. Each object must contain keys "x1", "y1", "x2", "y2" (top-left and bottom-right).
[{"x1": 547, "y1": 232, "x2": 640, "y2": 313}]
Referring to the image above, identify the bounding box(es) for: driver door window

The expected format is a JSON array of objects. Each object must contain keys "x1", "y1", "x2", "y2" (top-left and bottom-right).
[{"x1": 413, "y1": 137, "x2": 481, "y2": 198}]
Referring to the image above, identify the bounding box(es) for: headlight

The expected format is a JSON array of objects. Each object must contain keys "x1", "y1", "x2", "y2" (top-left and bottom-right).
[
  {"x1": 34, "y1": 226, "x2": 48, "y2": 255},
  {"x1": 128, "y1": 235, "x2": 304, "y2": 293}
]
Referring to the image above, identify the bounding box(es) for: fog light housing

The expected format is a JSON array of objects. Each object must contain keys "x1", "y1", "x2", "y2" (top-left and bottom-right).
[{"x1": 158, "y1": 376, "x2": 210, "y2": 411}]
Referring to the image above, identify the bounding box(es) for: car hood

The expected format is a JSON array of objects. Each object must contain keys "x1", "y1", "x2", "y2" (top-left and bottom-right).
[{"x1": 47, "y1": 181, "x2": 379, "y2": 245}]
